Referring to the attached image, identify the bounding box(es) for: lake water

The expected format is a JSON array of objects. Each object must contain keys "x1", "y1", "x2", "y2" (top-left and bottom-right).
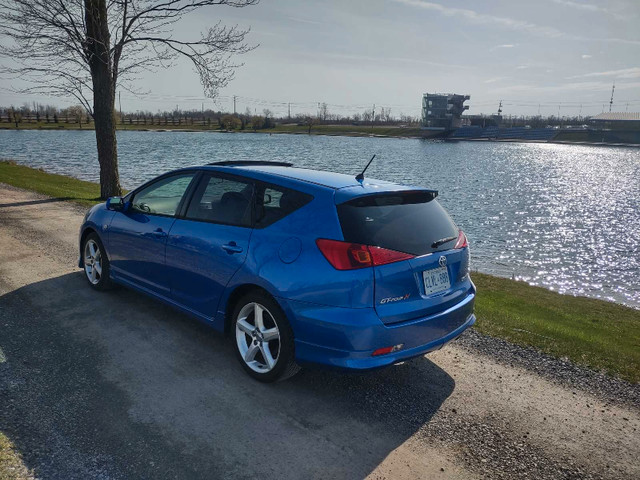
[{"x1": 1, "y1": 129, "x2": 639, "y2": 309}]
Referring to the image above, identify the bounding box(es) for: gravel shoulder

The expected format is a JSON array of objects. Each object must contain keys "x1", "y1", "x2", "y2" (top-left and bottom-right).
[{"x1": 0, "y1": 183, "x2": 638, "y2": 480}]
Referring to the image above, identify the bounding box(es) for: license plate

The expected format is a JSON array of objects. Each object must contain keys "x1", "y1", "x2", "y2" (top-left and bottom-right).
[{"x1": 422, "y1": 266, "x2": 451, "y2": 296}]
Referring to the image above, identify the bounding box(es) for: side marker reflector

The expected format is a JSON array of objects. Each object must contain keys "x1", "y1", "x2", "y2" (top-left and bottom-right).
[{"x1": 372, "y1": 344, "x2": 404, "y2": 356}]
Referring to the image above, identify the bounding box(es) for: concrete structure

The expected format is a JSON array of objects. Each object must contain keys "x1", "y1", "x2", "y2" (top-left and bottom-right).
[{"x1": 422, "y1": 93, "x2": 470, "y2": 130}]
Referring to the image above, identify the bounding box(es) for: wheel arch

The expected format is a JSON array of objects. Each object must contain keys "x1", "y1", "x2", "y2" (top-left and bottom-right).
[
  {"x1": 79, "y1": 226, "x2": 98, "y2": 266},
  {"x1": 223, "y1": 283, "x2": 276, "y2": 336}
]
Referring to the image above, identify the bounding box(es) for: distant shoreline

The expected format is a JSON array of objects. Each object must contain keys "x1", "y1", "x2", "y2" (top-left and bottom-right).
[{"x1": 1, "y1": 122, "x2": 639, "y2": 147}]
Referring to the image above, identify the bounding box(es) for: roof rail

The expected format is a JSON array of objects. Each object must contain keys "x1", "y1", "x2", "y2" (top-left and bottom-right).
[{"x1": 207, "y1": 160, "x2": 293, "y2": 167}]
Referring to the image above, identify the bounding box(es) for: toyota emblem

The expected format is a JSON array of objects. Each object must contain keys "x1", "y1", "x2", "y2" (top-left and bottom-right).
[{"x1": 439, "y1": 256, "x2": 447, "y2": 267}]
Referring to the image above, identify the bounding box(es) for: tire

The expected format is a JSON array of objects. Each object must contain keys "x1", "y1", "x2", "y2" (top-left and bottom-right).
[
  {"x1": 232, "y1": 291, "x2": 301, "y2": 382},
  {"x1": 82, "y1": 232, "x2": 113, "y2": 291}
]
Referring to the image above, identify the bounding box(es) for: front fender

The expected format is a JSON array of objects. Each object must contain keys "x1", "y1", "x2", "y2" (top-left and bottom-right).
[{"x1": 77, "y1": 204, "x2": 115, "y2": 267}]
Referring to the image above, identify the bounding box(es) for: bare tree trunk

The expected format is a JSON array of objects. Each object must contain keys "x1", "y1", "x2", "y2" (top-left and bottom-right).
[{"x1": 85, "y1": 0, "x2": 122, "y2": 199}]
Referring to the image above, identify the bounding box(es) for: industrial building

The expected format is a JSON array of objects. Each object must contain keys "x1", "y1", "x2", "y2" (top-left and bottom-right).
[
  {"x1": 588, "y1": 112, "x2": 640, "y2": 130},
  {"x1": 421, "y1": 93, "x2": 470, "y2": 130}
]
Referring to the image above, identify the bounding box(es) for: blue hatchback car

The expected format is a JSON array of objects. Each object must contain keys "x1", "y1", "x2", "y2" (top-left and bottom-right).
[{"x1": 79, "y1": 161, "x2": 476, "y2": 382}]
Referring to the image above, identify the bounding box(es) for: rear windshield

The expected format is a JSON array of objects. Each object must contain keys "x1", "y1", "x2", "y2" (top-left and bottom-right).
[{"x1": 337, "y1": 191, "x2": 458, "y2": 256}]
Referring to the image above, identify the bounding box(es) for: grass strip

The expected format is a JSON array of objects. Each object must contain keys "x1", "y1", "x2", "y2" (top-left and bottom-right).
[
  {"x1": 1, "y1": 160, "x2": 639, "y2": 382},
  {"x1": 473, "y1": 273, "x2": 639, "y2": 383},
  {"x1": 0, "y1": 160, "x2": 103, "y2": 207},
  {"x1": 0, "y1": 121, "x2": 428, "y2": 137}
]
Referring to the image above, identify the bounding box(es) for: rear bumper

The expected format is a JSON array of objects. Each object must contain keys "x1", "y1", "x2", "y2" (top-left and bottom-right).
[{"x1": 282, "y1": 289, "x2": 475, "y2": 370}]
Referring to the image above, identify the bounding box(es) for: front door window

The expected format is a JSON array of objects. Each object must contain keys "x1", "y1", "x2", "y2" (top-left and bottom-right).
[{"x1": 131, "y1": 173, "x2": 195, "y2": 216}]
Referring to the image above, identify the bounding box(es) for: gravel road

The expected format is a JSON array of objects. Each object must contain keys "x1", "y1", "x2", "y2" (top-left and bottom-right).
[{"x1": 0, "y1": 183, "x2": 638, "y2": 480}]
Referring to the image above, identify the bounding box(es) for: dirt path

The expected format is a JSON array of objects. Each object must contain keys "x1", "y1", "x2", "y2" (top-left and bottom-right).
[{"x1": 0, "y1": 183, "x2": 638, "y2": 480}]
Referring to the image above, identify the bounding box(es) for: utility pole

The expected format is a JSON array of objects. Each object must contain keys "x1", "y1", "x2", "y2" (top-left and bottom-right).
[
  {"x1": 233, "y1": 95, "x2": 237, "y2": 115},
  {"x1": 288, "y1": 102, "x2": 291, "y2": 119},
  {"x1": 372, "y1": 104, "x2": 375, "y2": 131},
  {"x1": 609, "y1": 83, "x2": 615, "y2": 112},
  {"x1": 118, "y1": 91, "x2": 122, "y2": 124}
]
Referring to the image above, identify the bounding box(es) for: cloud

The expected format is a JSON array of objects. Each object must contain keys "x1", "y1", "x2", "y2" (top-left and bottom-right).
[
  {"x1": 490, "y1": 44, "x2": 517, "y2": 51},
  {"x1": 392, "y1": 0, "x2": 640, "y2": 45},
  {"x1": 550, "y1": 0, "x2": 600, "y2": 12},
  {"x1": 320, "y1": 52, "x2": 471, "y2": 70},
  {"x1": 484, "y1": 77, "x2": 508, "y2": 84},
  {"x1": 581, "y1": 54, "x2": 592, "y2": 59},
  {"x1": 489, "y1": 80, "x2": 640, "y2": 95},
  {"x1": 392, "y1": 0, "x2": 566, "y2": 38},
  {"x1": 549, "y1": 0, "x2": 628, "y2": 20},
  {"x1": 570, "y1": 67, "x2": 640, "y2": 79},
  {"x1": 286, "y1": 16, "x2": 324, "y2": 26}
]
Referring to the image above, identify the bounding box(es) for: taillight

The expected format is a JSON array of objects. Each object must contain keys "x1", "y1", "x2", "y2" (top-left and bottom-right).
[
  {"x1": 454, "y1": 230, "x2": 468, "y2": 249},
  {"x1": 368, "y1": 246, "x2": 415, "y2": 266},
  {"x1": 316, "y1": 239, "x2": 414, "y2": 270}
]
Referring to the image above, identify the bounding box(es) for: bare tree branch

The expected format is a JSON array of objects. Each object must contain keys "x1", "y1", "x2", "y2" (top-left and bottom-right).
[
  {"x1": 0, "y1": 0, "x2": 258, "y2": 109},
  {"x1": 0, "y1": 0, "x2": 259, "y2": 198}
]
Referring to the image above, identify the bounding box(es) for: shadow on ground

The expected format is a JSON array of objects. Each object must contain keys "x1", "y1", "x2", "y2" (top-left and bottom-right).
[
  {"x1": 0, "y1": 197, "x2": 74, "y2": 208},
  {"x1": 0, "y1": 272, "x2": 455, "y2": 479}
]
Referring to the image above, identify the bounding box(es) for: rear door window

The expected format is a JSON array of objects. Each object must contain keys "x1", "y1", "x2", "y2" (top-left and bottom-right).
[
  {"x1": 337, "y1": 191, "x2": 458, "y2": 256},
  {"x1": 185, "y1": 174, "x2": 254, "y2": 227},
  {"x1": 255, "y1": 183, "x2": 313, "y2": 228}
]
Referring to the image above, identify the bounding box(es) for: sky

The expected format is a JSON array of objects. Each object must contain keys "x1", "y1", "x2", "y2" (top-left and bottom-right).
[{"x1": 1, "y1": 0, "x2": 639, "y2": 118}]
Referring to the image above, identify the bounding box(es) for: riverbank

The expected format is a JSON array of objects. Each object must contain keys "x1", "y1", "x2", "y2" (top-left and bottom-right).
[
  {"x1": 4, "y1": 121, "x2": 640, "y2": 145},
  {"x1": 1, "y1": 159, "x2": 638, "y2": 383},
  {"x1": 0, "y1": 121, "x2": 428, "y2": 138}
]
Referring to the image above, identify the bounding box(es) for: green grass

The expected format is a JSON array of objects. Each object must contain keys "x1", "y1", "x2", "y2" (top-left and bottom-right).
[
  {"x1": 0, "y1": 160, "x2": 103, "y2": 207},
  {"x1": 473, "y1": 272, "x2": 640, "y2": 383},
  {"x1": 1, "y1": 161, "x2": 639, "y2": 382},
  {"x1": 0, "y1": 121, "x2": 221, "y2": 131},
  {"x1": 0, "y1": 121, "x2": 430, "y2": 138},
  {"x1": 271, "y1": 123, "x2": 427, "y2": 138}
]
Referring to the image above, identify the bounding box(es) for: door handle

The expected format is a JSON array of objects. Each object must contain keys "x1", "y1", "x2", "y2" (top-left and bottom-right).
[
  {"x1": 150, "y1": 228, "x2": 167, "y2": 238},
  {"x1": 222, "y1": 242, "x2": 244, "y2": 254}
]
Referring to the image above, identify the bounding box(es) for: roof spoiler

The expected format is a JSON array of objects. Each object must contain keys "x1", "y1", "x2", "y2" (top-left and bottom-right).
[
  {"x1": 338, "y1": 189, "x2": 438, "y2": 206},
  {"x1": 208, "y1": 161, "x2": 293, "y2": 167}
]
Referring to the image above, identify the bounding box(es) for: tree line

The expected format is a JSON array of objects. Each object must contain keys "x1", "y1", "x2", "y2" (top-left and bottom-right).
[
  {"x1": 1, "y1": 102, "x2": 596, "y2": 131},
  {"x1": 0, "y1": 103, "x2": 423, "y2": 129}
]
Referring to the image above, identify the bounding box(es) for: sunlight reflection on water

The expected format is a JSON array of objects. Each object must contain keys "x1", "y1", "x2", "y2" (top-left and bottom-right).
[{"x1": 2, "y1": 130, "x2": 639, "y2": 309}]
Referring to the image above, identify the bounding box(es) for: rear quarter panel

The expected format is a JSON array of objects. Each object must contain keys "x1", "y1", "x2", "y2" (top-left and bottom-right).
[{"x1": 217, "y1": 182, "x2": 375, "y2": 330}]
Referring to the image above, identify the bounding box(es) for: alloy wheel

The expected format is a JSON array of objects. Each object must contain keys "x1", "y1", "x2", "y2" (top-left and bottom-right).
[
  {"x1": 235, "y1": 302, "x2": 281, "y2": 373},
  {"x1": 84, "y1": 239, "x2": 103, "y2": 285}
]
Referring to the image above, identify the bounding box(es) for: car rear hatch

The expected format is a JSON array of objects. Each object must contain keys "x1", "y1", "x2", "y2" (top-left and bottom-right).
[{"x1": 336, "y1": 189, "x2": 470, "y2": 325}]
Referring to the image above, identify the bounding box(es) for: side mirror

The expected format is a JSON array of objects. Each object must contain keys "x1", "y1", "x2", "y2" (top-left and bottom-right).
[
  {"x1": 263, "y1": 193, "x2": 272, "y2": 205},
  {"x1": 106, "y1": 196, "x2": 125, "y2": 211}
]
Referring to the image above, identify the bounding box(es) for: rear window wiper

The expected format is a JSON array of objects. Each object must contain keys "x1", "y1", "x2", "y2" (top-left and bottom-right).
[{"x1": 431, "y1": 236, "x2": 457, "y2": 248}]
